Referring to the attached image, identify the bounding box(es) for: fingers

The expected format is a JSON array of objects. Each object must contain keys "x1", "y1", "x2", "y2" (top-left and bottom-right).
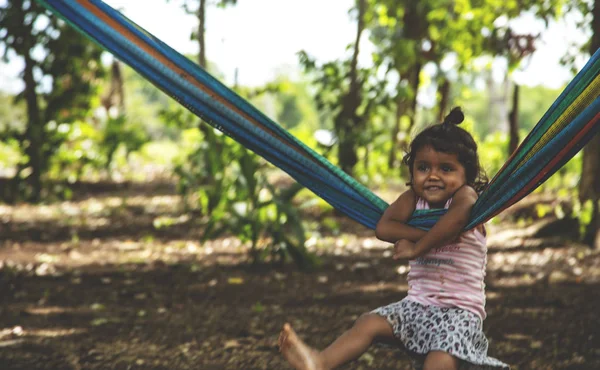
[{"x1": 393, "y1": 252, "x2": 409, "y2": 260}]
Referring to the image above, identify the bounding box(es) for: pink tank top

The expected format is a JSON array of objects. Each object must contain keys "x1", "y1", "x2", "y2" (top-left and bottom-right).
[{"x1": 406, "y1": 197, "x2": 488, "y2": 320}]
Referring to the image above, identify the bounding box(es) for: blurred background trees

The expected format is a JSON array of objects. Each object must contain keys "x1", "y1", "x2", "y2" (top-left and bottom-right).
[{"x1": 1, "y1": 0, "x2": 599, "y2": 263}]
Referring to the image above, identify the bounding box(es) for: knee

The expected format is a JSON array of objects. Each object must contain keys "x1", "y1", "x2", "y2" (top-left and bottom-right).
[
  {"x1": 423, "y1": 351, "x2": 459, "y2": 370},
  {"x1": 354, "y1": 313, "x2": 392, "y2": 337},
  {"x1": 355, "y1": 313, "x2": 376, "y2": 325},
  {"x1": 354, "y1": 313, "x2": 382, "y2": 328}
]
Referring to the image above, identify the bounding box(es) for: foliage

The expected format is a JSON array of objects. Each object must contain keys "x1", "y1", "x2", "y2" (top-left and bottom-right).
[
  {"x1": 270, "y1": 78, "x2": 320, "y2": 131},
  {"x1": 174, "y1": 126, "x2": 316, "y2": 268},
  {"x1": 0, "y1": 93, "x2": 24, "y2": 176},
  {"x1": 101, "y1": 115, "x2": 149, "y2": 174},
  {"x1": 366, "y1": 0, "x2": 567, "y2": 168},
  {"x1": 560, "y1": 0, "x2": 597, "y2": 70},
  {"x1": 1, "y1": 0, "x2": 597, "y2": 248},
  {"x1": 47, "y1": 121, "x2": 104, "y2": 184},
  {"x1": 0, "y1": 92, "x2": 26, "y2": 133},
  {"x1": 0, "y1": 0, "x2": 105, "y2": 201},
  {"x1": 298, "y1": 50, "x2": 393, "y2": 175},
  {"x1": 118, "y1": 62, "x2": 178, "y2": 140},
  {"x1": 478, "y1": 130, "x2": 510, "y2": 178}
]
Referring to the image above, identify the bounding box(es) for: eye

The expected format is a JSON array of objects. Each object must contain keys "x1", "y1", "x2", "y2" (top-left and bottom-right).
[
  {"x1": 417, "y1": 163, "x2": 429, "y2": 172},
  {"x1": 441, "y1": 164, "x2": 453, "y2": 172}
]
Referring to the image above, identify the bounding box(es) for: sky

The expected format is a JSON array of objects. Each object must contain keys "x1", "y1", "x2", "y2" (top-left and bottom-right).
[{"x1": 0, "y1": 0, "x2": 590, "y2": 94}]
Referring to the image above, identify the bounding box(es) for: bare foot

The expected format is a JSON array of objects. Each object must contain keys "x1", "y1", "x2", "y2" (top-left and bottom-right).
[{"x1": 278, "y1": 323, "x2": 324, "y2": 370}]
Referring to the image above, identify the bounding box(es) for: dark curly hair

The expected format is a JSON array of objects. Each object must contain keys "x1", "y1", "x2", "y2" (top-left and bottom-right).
[{"x1": 402, "y1": 107, "x2": 488, "y2": 193}]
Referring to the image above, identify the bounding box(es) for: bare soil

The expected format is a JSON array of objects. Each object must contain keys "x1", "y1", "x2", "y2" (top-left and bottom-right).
[{"x1": 0, "y1": 182, "x2": 599, "y2": 370}]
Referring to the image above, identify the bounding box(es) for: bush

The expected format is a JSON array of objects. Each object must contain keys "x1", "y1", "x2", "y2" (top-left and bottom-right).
[{"x1": 175, "y1": 125, "x2": 317, "y2": 268}]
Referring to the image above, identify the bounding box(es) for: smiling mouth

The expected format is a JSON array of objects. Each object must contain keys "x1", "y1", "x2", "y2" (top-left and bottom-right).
[{"x1": 425, "y1": 186, "x2": 444, "y2": 191}]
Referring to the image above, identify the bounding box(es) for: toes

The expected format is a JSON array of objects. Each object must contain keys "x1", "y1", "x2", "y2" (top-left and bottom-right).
[
  {"x1": 279, "y1": 325, "x2": 292, "y2": 350},
  {"x1": 283, "y1": 323, "x2": 296, "y2": 340},
  {"x1": 280, "y1": 323, "x2": 293, "y2": 345},
  {"x1": 281, "y1": 334, "x2": 289, "y2": 348},
  {"x1": 278, "y1": 333, "x2": 287, "y2": 350}
]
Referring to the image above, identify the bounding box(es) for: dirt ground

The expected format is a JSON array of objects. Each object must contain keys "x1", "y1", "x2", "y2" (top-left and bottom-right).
[{"x1": 0, "y1": 182, "x2": 599, "y2": 370}]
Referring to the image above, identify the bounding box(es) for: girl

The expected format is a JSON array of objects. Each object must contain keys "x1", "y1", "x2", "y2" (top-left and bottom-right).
[{"x1": 278, "y1": 107, "x2": 509, "y2": 370}]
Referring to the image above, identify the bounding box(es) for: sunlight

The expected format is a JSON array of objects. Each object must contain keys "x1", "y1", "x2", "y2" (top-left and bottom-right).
[
  {"x1": 24, "y1": 306, "x2": 69, "y2": 315},
  {"x1": 486, "y1": 291, "x2": 501, "y2": 301},
  {"x1": 26, "y1": 328, "x2": 87, "y2": 338},
  {"x1": 396, "y1": 265, "x2": 409, "y2": 275},
  {"x1": 507, "y1": 307, "x2": 556, "y2": 316},
  {"x1": 339, "y1": 282, "x2": 409, "y2": 294},
  {"x1": 115, "y1": 240, "x2": 142, "y2": 251},
  {"x1": 0, "y1": 324, "x2": 85, "y2": 339},
  {"x1": 503, "y1": 333, "x2": 534, "y2": 341}
]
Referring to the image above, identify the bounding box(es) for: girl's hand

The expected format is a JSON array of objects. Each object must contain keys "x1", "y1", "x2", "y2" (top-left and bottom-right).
[{"x1": 393, "y1": 239, "x2": 416, "y2": 260}]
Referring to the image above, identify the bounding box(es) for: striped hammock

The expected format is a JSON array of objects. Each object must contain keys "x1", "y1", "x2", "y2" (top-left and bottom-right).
[{"x1": 37, "y1": 0, "x2": 600, "y2": 230}]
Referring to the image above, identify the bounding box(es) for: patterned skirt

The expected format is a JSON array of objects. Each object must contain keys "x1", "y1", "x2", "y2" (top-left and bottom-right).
[{"x1": 372, "y1": 298, "x2": 509, "y2": 370}]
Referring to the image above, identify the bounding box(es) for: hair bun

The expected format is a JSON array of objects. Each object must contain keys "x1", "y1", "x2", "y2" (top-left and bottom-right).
[{"x1": 443, "y1": 107, "x2": 464, "y2": 125}]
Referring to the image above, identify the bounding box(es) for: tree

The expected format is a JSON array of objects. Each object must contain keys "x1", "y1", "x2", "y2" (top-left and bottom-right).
[
  {"x1": 173, "y1": 0, "x2": 237, "y2": 69},
  {"x1": 170, "y1": 0, "x2": 239, "y2": 179},
  {"x1": 299, "y1": 0, "x2": 391, "y2": 177},
  {"x1": 367, "y1": 0, "x2": 431, "y2": 169},
  {"x1": 0, "y1": 0, "x2": 104, "y2": 202},
  {"x1": 487, "y1": 31, "x2": 538, "y2": 154},
  {"x1": 335, "y1": 0, "x2": 367, "y2": 175},
  {"x1": 367, "y1": 0, "x2": 565, "y2": 172},
  {"x1": 368, "y1": 0, "x2": 500, "y2": 169},
  {"x1": 578, "y1": 0, "x2": 600, "y2": 247}
]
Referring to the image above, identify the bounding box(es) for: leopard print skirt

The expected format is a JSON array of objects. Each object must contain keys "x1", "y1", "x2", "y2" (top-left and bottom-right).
[{"x1": 372, "y1": 298, "x2": 509, "y2": 370}]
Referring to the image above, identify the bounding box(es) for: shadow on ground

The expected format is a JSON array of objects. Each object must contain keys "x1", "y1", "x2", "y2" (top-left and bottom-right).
[{"x1": 0, "y1": 185, "x2": 599, "y2": 370}]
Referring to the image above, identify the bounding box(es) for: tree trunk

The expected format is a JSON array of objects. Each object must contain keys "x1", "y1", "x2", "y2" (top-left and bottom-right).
[
  {"x1": 22, "y1": 51, "x2": 43, "y2": 202},
  {"x1": 402, "y1": 0, "x2": 423, "y2": 146},
  {"x1": 580, "y1": 0, "x2": 600, "y2": 248},
  {"x1": 508, "y1": 82, "x2": 519, "y2": 155},
  {"x1": 437, "y1": 78, "x2": 450, "y2": 122},
  {"x1": 388, "y1": 0, "x2": 425, "y2": 176},
  {"x1": 113, "y1": 61, "x2": 126, "y2": 114},
  {"x1": 102, "y1": 60, "x2": 126, "y2": 116},
  {"x1": 198, "y1": 0, "x2": 207, "y2": 68},
  {"x1": 194, "y1": 0, "x2": 216, "y2": 152},
  {"x1": 406, "y1": 62, "x2": 422, "y2": 140},
  {"x1": 397, "y1": 62, "x2": 422, "y2": 181},
  {"x1": 336, "y1": 0, "x2": 366, "y2": 176},
  {"x1": 388, "y1": 94, "x2": 407, "y2": 169}
]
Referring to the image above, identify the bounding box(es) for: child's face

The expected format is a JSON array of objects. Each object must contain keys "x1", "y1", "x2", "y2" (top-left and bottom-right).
[{"x1": 411, "y1": 145, "x2": 467, "y2": 208}]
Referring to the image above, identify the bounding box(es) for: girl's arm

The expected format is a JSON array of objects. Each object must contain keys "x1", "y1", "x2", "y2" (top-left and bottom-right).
[
  {"x1": 409, "y1": 185, "x2": 478, "y2": 258},
  {"x1": 375, "y1": 189, "x2": 428, "y2": 243}
]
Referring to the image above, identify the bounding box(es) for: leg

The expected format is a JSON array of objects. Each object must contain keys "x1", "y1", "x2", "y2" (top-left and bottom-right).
[
  {"x1": 278, "y1": 313, "x2": 395, "y2": 370},
  {"x1": 422, "y1": 351, "x2": 459, "y2": 370}
]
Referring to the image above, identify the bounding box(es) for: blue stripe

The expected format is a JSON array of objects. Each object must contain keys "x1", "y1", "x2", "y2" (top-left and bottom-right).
[
  {"x1": 37, "y1": 0, "x2": 600, "y2": 232},
  {"x1": 88, "y1": 0, "x2": 388, "y2": 213},
  {"x1": 478, "y1": 50, "x2": 600, "y2": 209},
  {"x1": 40, "y1": 0, "x2": 382, "y2": 228}
]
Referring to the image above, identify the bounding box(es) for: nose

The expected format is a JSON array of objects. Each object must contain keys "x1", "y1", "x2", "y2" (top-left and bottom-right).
[{"x1": 428, "y1": 169, "x2": 441, "y2": 180}]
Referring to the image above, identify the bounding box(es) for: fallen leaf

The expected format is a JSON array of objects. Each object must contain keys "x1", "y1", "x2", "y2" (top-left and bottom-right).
[
  {"x1": 228, "y1": 277, "x2": 244, "y2": 285},
  {"x1": 224, "y1": 339, "x2": 240, "y2": 349}
]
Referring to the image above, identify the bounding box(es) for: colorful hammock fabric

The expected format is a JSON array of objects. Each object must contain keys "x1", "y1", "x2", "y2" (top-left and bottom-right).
[{"x1": 37, "y1": 0, "x2": 600, "y2": 231}]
